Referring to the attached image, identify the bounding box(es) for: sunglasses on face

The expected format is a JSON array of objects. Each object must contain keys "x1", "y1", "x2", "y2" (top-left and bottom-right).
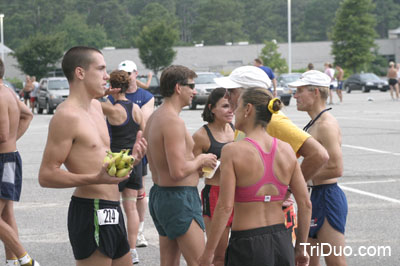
[{"x1": 181, "y1": 83, "x2": 195, "y2": 90}]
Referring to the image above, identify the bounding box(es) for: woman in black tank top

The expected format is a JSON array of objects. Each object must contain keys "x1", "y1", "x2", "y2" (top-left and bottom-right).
[
  {"x1": 99, "y1": 70, "x2": 145, "y2": 261},
  {"x1": 192, "y1": 87, "x2": 234, "y2": 266}
]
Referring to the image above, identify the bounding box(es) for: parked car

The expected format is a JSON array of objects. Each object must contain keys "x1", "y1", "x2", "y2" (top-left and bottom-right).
[
  {"x1": 190, "y1": 72, "x2": 220, "y2": 110},
  {"x1": 343, "y1": 73, "x2": 389, "y2": 93},
  {"x1": 37, "y1": 77, "x2": 69, "y2": 114},
  {"x1": 137, "y1": 75, "x2": 162, "y2": 106},
  {"x1": 276, "y1": 73, "x2": 302, "y2": 106}
]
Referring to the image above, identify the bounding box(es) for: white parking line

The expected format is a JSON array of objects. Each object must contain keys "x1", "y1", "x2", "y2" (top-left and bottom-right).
[
  {"x1": 342, "y1": 144, "x2": 400, "y2": 156},
  {"x1": 340, "y1": 185, "x2": 400, "y2": 204},
  {"x1": 340, "y1": 179, "x2": 398, "y2": 185}
]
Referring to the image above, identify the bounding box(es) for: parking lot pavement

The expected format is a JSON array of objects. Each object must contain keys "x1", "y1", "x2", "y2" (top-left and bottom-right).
[{"x1": 0, "y1": 91, "x2": 399, "y2": 265}]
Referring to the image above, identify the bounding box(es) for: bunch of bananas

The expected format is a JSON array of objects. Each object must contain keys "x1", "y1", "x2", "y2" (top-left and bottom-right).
[{"x1": 103, "y1": 149, "x2": 135, "y2": 177}]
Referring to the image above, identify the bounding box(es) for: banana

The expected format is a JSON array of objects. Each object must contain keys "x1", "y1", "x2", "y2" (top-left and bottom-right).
[
  {"x1": 103, "y1": 155, "x2": 112, "y2": 165},
  {"x1": 117, "y1": 159, "x2": 126, "y2": 170},
  {"x1": 108, "y1": 163, "x2": 117, "y2": 176},
  {"x1": 116, "y1": 167, "x2": 131, "y2": 178},
  {"x1": 104, "y1": 150, "x2": 135, "y2": 178}
]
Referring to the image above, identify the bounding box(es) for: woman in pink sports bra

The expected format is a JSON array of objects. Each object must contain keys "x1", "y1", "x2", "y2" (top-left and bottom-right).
[{"x1": 199, "y1": 88, "x2": 312, "y2": 266}]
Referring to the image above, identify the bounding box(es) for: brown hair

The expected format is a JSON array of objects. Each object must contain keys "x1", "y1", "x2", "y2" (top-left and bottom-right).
[
  {"x1": 109, "y1": 70, "x2": 130, "y2": 94},
  {"x1": 202, "y1": 87, "x2": 226, "y2": 122},
  {"x1": 160, "y1": 65, "x2": 197, "y2": 98},
  {"x1": 62, "y1": 46, "x2": 102, "y2": 82},
  {"x1": 241, "y1": 87, "x2": 282, "y2": 127},
  {"x1": 254, "y1": 58, "x2": 263, "y2": 65}
]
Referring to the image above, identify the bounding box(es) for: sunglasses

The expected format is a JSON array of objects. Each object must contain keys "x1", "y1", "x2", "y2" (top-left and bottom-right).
[{"x1": 181, "y1": 83, "x2": 195, "y2": 90}]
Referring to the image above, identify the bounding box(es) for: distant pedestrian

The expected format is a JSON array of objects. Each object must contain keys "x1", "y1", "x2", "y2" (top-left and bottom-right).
[
  {"x1": 387, "y1": 61, "x2": 399, "y2": 100},
  {"x1": 324, "y1": 63, "x2": 335, "y2": 104},
  {"x1": 30, "y1": 76, "x2": 39, "y2": 113},
  {"x1": 307, "y1": 63, "x2": 314, "y2": 71},
  {"x1": 335, "y1": 65, "x2": 344, "y2": 103},
  {"x1": 22, "y1": 76, "x2": 33, "y2": 107},
  {"x1": 254, "y1": 58, "x2": 276, "y2": 96}
]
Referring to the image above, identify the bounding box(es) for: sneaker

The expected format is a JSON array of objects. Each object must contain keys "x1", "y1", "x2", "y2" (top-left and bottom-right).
[
  {"x1": 131, "y1": 249, "x2": 139, "y2": 264},
  {"x1": 136, "y1": 232, "x2": 148, "y2": 248}
]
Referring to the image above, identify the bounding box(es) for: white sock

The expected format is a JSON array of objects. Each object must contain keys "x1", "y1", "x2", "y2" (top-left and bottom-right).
[
  {"x1": 6, "y1": 259, "x2": 19, "y2": 266},
  {"x1": 138, "y1": 221, "x2": 144, "y2": 233},
  {"x1": 18, "y1": 253, "x2": 32, "y2": 265}
]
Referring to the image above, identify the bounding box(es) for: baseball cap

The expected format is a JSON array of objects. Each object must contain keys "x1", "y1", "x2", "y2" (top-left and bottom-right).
[
  {"x1": 214, "y1": 66, "x2": 272, "y2": 89},
  {"x1": 118, "y1": 60, "x2": 137, "y2": 73},
  {"x1": 288, "y1": 70, "x2": 331, "y2": 88}
]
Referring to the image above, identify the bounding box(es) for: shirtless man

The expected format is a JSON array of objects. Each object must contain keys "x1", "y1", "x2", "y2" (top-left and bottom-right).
[
  {"x1": 387, "y1": 61, "x2": 399, "y2": 100},
  {"x1": 38, "y1": 46, "x2": 147, "y2": 266},
  {"x1": 291, "y1": 70, "x2": 348, "y2": 266},
  {"x1": 144, "y1": 65, "x2": 217, "y2": 266},
  {"x1": 0, "y1": 59, "x2": 39, "y2": 266}
]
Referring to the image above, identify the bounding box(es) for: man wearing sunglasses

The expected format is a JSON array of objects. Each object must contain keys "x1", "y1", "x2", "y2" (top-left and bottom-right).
[{"x1": 144, "y1": 65, "x2": 217, "y2": 266}]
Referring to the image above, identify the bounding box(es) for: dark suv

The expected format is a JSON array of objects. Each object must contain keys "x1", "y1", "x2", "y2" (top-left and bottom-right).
[
  {"x1": 37, "y1": 77, "x2": 69, "y2": 114},
  {"x1": 137, "y1": 75, "x2": 162, "y2": 106}
]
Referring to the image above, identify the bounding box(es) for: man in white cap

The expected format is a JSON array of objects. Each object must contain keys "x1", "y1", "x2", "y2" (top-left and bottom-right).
[
  {"x1": 108, "y1": 60, "x2": 155, "y2": 262},
  {"x1": 290, "y1": 70, "x2": 347, "y2": 266},
  {"x1": 213, "y1": 66, "x2": 329, "y2": 249}
]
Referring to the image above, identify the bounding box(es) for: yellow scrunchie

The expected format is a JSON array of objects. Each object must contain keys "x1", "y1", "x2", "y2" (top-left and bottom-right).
[{"x1": 268, "y1": 98, "x2": 279, "y2": 114}]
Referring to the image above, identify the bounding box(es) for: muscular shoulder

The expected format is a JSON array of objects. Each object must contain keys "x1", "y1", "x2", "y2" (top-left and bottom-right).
[
  {"x1": 275, "y1": 138, "x2": 297, "y2": 162},
  {"x1": 0, "y1": 86, "x2": 17, "y2": 104}
]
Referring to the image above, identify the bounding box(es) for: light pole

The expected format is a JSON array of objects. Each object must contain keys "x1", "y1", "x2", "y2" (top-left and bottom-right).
[
  {"x1": 0, "y1": 14, "x2": 4, "y2": 63},
  {"x1": 287, "y1": 0, "x2": 292, "y2": 73}
]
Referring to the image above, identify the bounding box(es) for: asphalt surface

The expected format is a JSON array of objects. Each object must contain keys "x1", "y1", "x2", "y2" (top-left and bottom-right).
[{"x1": 1, "y1": 90, "x2": 399, "y2": 265}]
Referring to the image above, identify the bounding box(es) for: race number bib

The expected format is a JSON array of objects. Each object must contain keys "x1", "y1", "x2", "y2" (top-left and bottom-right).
[{"x1": 97, "y1": 208, "x2": 119, "y2": 225}]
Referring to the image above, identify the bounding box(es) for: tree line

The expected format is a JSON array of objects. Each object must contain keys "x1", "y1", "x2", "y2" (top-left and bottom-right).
[
  {"x1": 2, "y1": 0, "x2": 399, "y2": 50},
  {"x1": 0, "y1": 0, "x2": 394, "y2": 78}
]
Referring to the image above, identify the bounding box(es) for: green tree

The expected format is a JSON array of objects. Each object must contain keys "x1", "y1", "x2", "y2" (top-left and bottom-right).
[
  {"x1": 331, "y1": 0, "x2": 377, "y2": 73},
  {"x1": 259, "y1": 41, "x2": 288, "y2": 74},
  {"x1": 191, "y1": 0, "x2": 247, "y2": 45},
  {"x1": 373, "y1": 0, "x2": 400, "y2": 38},
  {"x1": 136, "y1": 22, "x2": 178, "y2": 75},
  {"x1": 13, "y1": 32, "x2": 65, "y2": 79},
  {"x1": 57, "y1": 12, "x2": 109, "y2": 50},
  {"x1": 85, "y1": 0, "x2": 133, "y2": 48},
  {"x1": 296, "y1": 0, "x2": 341, "y2": 41}
]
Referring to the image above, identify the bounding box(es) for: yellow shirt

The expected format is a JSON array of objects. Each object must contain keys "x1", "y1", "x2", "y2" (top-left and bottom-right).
[{"x1": 234, "y1": 111, "x2": 310, "y2": 154}]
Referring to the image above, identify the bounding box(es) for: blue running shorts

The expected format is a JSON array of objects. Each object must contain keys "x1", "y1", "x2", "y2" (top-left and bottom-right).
[
  {"x1": 0, "y1": 151, "x2": 22, "y2": 201},
  {"x1": 309, "y1": 183, "x2": 348, "y2": 238}
]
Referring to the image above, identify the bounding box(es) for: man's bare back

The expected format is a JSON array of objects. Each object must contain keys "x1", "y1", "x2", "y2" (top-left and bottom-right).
[
  {"x1": 145, "y1": 104, "x2": 200, "y2": 187},
  {"x1": 0, "y1": 85, "x2": 24, "y2": 153}
]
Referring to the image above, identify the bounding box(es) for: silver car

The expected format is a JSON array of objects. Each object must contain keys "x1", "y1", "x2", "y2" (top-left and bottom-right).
[
  {"x1": 190, "y1": 72, "x2": 220, "y2": 110},
  {"x1": 37, "y1": 77, "x2": 69, "y2": 114}
]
